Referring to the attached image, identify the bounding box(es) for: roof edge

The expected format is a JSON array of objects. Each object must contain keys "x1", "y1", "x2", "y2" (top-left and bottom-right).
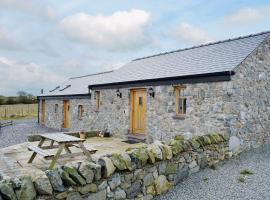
[
  {"x1": 232, "y1": 32, "x2": 270, "y2": 72},
  {"x1": 133, "y1": 30, "x2": 270, "y2": 61},
  {"x1": 69, "y1": 70, "x2": 113, "y2": 80}
]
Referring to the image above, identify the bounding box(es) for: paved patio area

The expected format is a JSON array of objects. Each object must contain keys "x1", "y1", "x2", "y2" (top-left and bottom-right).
[{"x1": 0, "y1": 137, "x2": 143, "y2": 178}]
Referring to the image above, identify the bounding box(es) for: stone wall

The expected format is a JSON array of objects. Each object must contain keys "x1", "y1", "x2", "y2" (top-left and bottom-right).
[
  {"x1": 40, "y1": 91, "x2": 130, "y2": 137},
  {"x1": 40, "y1": 79, "x2": 233, "y2": 142},
  {"x1": 227, "y1": 36, "x2": 270, "y2": 150},
  {"x1": 0, "y1": 134, "x2": 230, "y2": 200},
  {"x1": 146, "y1": 82, "x2": 233, "y2": 142},
  {"x1": 42, "y1": 99, "x2": 64, "y2": 129}
]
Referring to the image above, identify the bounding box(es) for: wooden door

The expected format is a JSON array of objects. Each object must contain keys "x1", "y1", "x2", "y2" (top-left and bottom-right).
[
  {"x1": 131, "y1": 89, "x2": 147, "y2": 134},
  {"x1": 41, "y1": 100, "x2": 45, "y2": 124},
  {"x1": 63, "y1": 100, "x2": 70, "y2": 128}
]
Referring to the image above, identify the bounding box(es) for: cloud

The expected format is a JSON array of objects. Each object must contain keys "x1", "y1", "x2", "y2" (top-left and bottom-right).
[
  {"x1": 171, "y1": 23, "x2": 213, "y2": 45},
  {"x1": 105, "y1": 62, "x2": 125, "y2": 71},
  {"x1": 0, "y1": 27, "x2": 22, "y2": 50},
  {"x1": 60, "y1": 9, "x2": 152, "y2": 51},
  {"x1": 0, "y1": 0, "x2": 57, "y2": 20},
  {"x1": 30, "y1": 39, "x2": 60, "y2": 57},
  {"x1": 224, "y1": 8, "x2": 265, "y2": 25},
  {"x1": 60, "y1": 59, "x2": 84, "y2": 71},
  {"x1": 0, "y1": 57, "x2": 65, "y2": 95}
]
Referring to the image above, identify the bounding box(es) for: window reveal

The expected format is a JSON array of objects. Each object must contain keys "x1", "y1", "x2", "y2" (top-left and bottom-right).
[
  {"x1": 175, "y1": 86, "x2": 187, "y2": 115},
  {"x1": 55, "y1": 104, "x2": 58, "y2": 113},
  {"x1": 95, "y1": 91, "x2": 100, "y2": 111},
  {"x1": 78, "y1": 105, "x2": 84, "y2": 119}
]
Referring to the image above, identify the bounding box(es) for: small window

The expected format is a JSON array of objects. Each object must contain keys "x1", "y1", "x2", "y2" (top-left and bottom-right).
[
  {"x1": 175, "y1": 86, "x2": 187, "y2": 115},
  {"x1": 55, "y1": 104, "x2": 58, "y2": 113},
  {"x1": 95, "y1": 91, "x2": 100, "y2": 111},
  {"x1": 78, "y1": 105, "x2": 84, "y2": 119},
  {"x1": 138, "y1": 97, "x2": 143, "y2": 105}
]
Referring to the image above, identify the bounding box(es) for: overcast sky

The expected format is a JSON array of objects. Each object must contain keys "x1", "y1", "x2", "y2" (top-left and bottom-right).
[{"x1": 0, "y1": 0, "x2": 270, "y2": 96}]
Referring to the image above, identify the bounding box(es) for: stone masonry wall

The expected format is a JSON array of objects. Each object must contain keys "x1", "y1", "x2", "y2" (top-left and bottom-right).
[
  {"x1": 40, "y1": 79, "x2": 233, "y2": 141},
  {"x1": 228, "y1": 36, "x2": 270, "y2": 150},
  {"x1": 40, "y1": 90, "x2": 130, "y2": 137},
  {"x1": 0, "y1": 134, "x2": 230, "y2": 200},
  {"x1": 146, "y1": 82, "x2": 233, "y2": 142}
]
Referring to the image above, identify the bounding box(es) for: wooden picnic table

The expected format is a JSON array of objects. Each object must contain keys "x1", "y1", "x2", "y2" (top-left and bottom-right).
[{"x1": 27, "y1": 133, "x2": 94, "y2": 169}]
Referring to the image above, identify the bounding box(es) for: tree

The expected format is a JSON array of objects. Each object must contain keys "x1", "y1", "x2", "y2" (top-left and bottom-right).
[
  {"x1": 0, "y1": 96, "x2": 5, "y2": 105},
  {"x1": 17, "y1": 91, "x2": 28, "y2": 104},
  {"x1": 6, "y1": 97, "x2": 16, "y2": 104},
  {"x1": 17, "y1": 91, "x2": 28, "y2": 96}
]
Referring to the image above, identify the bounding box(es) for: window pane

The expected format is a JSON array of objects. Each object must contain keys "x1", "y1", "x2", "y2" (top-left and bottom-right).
[
  {"x1": 139, "y1": 97, "x2": 143, "y2": 105},
  {"x1": 95, "y1": 91, "x2": 100, "y2": 110},
  {"x1": 78, "y1": 105, "x2": 83, "y2": 118},
  {"x1": 183, "y1": 98, "x2": 187, "y2": 114},
  {"x1": 55, "y1": 104, "x2": 58, "y2": 113},
  {"x1": 178, "y1": 98, "x2": 182, "y2": 114},
  {"x1": 175, "y1": 87, "x2": 187, "y2": 115}
]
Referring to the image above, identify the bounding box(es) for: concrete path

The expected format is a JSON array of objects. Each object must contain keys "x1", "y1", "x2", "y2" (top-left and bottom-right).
[{"x1": 155, "y1": 144, "x2": 270, "y2": 200}]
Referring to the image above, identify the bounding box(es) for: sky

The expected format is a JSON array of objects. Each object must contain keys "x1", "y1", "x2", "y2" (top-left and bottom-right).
[{"x1": 0, "y1": 0, "x2": 270, "y2": 96}]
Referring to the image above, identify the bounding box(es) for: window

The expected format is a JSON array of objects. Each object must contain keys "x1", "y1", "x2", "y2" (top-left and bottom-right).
[
  {"x1": 175, "y1": 86, "x2": 187, "y2": 115},
  {"x1": 78, "y1": 105, "x2": 84, "y2": 119},
  {"x1": 55, "y1": 104, "x2": 58, "y2": 113},
  {"x1": 139, "y1": 97, "x2": 143, "y2": 105},
  {"x1": 94, "y1": 91, "x2": 100, "y2": 111}
]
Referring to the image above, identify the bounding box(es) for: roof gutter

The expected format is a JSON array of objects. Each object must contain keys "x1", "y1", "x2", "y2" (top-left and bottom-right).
[
  {"x1": 88, "y1": 71, "x2": 235, "y2": 90},
  {"x1": 37, "y1": 93, "x2": 91, "y2": 99}
]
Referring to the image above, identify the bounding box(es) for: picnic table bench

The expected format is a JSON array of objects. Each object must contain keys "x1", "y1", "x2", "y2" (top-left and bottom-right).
[{"x1": 27, "y1": 133, "x2": 97, "y2": 169}]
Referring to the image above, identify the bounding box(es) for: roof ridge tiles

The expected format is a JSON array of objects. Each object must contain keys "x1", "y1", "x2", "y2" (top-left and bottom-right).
[{"x1": 133, "y1": 30, "x2": 270, "y2": 61}]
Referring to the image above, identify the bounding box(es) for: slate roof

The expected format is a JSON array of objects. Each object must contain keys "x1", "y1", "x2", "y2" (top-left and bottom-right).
[{"x1": 41, "y1": 31, "x2": 270, "y2": 97}]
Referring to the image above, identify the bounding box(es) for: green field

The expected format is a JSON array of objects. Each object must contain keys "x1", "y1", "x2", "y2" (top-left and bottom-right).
[{"x1": 0, "y1": 104, "x2": 38, "y2": 120}]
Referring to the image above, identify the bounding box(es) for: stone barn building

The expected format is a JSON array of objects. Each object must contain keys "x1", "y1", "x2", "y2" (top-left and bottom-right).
[{"x1": 38, "y1": 31, "x2": 270, "y2": 150}]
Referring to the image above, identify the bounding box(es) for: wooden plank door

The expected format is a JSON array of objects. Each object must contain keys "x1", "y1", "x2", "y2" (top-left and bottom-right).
[
  {"x1": 131, "y1": 89, "x2": 147, "y2": 134},
  {"x1": 41, "y1": 100, "x2": 45, "y2": 124},
  {"x1": 63, "y1": 100, "x2": 70, "y2": 128}
]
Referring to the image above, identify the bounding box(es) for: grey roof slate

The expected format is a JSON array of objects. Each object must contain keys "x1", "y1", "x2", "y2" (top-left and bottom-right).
[{"x1": 41, "y1": 31, "x2": 270, "y2": 96}]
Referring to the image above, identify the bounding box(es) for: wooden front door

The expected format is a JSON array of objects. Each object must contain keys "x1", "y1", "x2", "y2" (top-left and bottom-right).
[
  {"x1": 131, "y1": 89, "x2": 147, "y2": 134},
  {"x1": 63, "y1": 100, "x2": 70, "y2": 128},
  {"x1": 41, "y1": 100, "x2": 45, "y2": 124}
]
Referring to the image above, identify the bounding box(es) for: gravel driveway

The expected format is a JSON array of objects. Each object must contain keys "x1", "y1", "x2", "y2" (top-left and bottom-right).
[
  {"x1": 155, "y1": 144, "x2": 270, "y2": 200},
  {"x1": 0, "y1": 119, "x2": 57, "y2": 148}
]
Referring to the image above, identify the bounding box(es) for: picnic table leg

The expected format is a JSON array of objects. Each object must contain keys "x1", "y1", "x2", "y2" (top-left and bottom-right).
[
  {"x1": 64, "y1": 145, "x2": 72, "y2": 154},
  {"x1": 78, "y1": 142, "x2": 93, "y2": 162},
  {"x1": 28, "y1": 138, "x2": 45, "y2": 163},
  {"x1": 50, "y1": 140, "x2": 54, "y2": 148},
  {"x1": 49, "y1": 144, "x2": 65, "y2": 170}
]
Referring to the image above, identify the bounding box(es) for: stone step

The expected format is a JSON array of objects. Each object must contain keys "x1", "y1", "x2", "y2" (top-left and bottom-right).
[{"x1": 126, "y1": 134, "x2": 147, "y2": 143}]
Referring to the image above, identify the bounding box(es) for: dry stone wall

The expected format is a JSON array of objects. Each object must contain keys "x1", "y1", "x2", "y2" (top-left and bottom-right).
[{"x1": 0, "y1": 133, "x2": 230, "y2": 200}]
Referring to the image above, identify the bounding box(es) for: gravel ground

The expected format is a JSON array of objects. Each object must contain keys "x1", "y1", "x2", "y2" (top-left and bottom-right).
[
  {"x1": 0, "y1": 119, "x2": 57, "y2": 148},
  {"x1": 155, "y1": 144, "x2": 270, "y2": 200}
]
